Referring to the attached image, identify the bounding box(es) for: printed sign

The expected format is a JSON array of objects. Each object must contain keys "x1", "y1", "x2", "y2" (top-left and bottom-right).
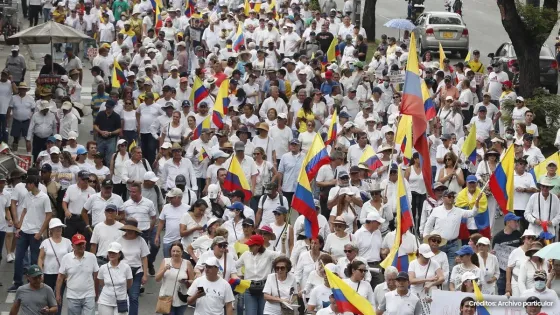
[
  {"x1": 494, "y1": 243, "x2": 515, "y2": 271},
  {"x1": 87, "y1": 47, "x2": 99, "y2": 60},
  {"x1": 15, "y1": 154, "x2": 32, "y2": 171}
]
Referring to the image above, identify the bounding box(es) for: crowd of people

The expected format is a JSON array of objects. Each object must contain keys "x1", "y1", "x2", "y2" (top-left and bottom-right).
[{"x1": 0, "y1": 0, "x2": 559, "y2": 314}]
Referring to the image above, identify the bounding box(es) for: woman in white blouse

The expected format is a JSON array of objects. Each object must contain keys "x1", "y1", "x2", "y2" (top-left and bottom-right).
[
  {"x1": 298, "y1": 120, "x2": 317, "y2": 153},
  {"x1": 179, "y1": 199, "x2": 208, "y2": 254},
  {"x1": 155, "y1": 242, "x2": 194, "y2": 315},
  {"x1": 342, "y1": 261, "x2": 375, "y2": 306},
  {"x1": 236, "y1": 234, "x2": 281, "y2": 315},
  {"x1": 324, "y1": 216, "x2": 354, "y2": 260},
  {"x1": 294, "y1": 237, "x2": 324, "y2": 294},
  {"x1": 263, "y1": 256, "x2": 297, "y2": 315},
  {"x1": 97, "y1": 242, "x2": 133, "y2": 315},
  {"x1": 329, "y1": 189, "x2": 358, "y2": 234},
  {"x1": 408, "y1": 244, "x2": 445, "y2": 298},
  {"x1": 450, "y1": 245, "x2": 481, "y2": 291},
  {"x1": 518, "y1": 242, "x2": 546, "y2": 293},
  {"x1": 38, "y1": 218, "x2": 72, "y2": 315},
  {"x1": 160, "y1": 110, "x2": 188, "y2": 147},
  {"x1": 91, "y1": 152, "x2": 111, "y2": 183},
  {"x1": 110, "y1": 139, "x2": 130, "y2": 198},
  {"x1": 506, "y1": 230, "x2": 535, "y2": 297},
  {"x1": 476, "y1": 237, "x2": 500, "y2": 294},
  {"x1": 307, "y1": 262, "x2": 338, "y2": 313},
  {"x1": 120, "y1": 99, "x2": 138, "y2": 145}
]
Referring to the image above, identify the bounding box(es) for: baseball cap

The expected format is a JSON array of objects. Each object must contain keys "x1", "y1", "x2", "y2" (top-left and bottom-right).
[
  {"x1": 418, "y1": 243, "x2": 434, "y2": 258},
  {"x1": 166, "y1": 188, "x2": 183, "y2": 198},
  {"x1": 456, "y1": 245, "x2": 475, "y2": 256},
  {"x1": 105, "y1": 204, "x2": 118, "y2": 212},
  {"x1": 504, "y1": 212, "x2": 520, "y2": 222},
  {"x1": 143, "y1": 171, "x2": 159, "y2": 182},
  {"x1": 78, "y1": 170, "x2": 90, "y2": 179},
  {"x1": 466, "y1": 175, "x2": 477, "y2": 183},
  {"x1": 107, "y1": 242, "x2": 123, "y2": 253},
  {"x1": 227, "y1": 201, "x2": 244, "y2": 211},
  {"x1": 366, "y1": 211, "x2": 386, "y2": 223},
  {"x1": 41, "y1": 164, "x2": 53, "y2": 172},
  {"x1": 477, "y1": 237, "x2": 491, "y2": 246},
  {"x1": 396, "y1": 271, "x2": 409, "y2": 281},
  {"x1": 101, "y1": 179, "x2": 113, "y2": 187},
  {"x1": 208, "y1": 184, "x2": 220, "y2": 199},
  {"x1": 245, "y1": 234, "x2": 265, "y2": 246},
  {"x1": 273, "y1": 206, "x2": 288, "y2": 214},
  {"x1": 27, "y1": 265, "x2": 43, "y2": 277},
  {"x1": 72, "y1": 233, "x2": 87, "y2": 245},
  {"x1": 204, "y1": 257, "x2": 220, "y2": 267}
]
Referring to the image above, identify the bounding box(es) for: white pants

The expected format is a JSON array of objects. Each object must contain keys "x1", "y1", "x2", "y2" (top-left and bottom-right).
[{"x1": 98, "y1": 303, "x2": 128, "y2": 315}]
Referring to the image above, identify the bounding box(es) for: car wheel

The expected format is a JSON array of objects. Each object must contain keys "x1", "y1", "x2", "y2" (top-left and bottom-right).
[
  {"x1": 548, "y1": 85, "x2": 558, "y2": 94},
  {"x1": 459, "y1": 50, "x2": 469, "y2": 59}
]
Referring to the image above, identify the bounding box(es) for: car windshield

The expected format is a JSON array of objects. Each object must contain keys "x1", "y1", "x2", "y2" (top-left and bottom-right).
[
  {"x1": 428, "y1": 16, "x2": 462, "y2": 25},
  {"x1": 509, "y1": 46, "x2": 553, "y2": 58}
]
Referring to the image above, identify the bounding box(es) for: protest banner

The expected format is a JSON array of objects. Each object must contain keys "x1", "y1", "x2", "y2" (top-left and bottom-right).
[{"x1": 494, "y1": 243, "x2": 516, "y2": 271}]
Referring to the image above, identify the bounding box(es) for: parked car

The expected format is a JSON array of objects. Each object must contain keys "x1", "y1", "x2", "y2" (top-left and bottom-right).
[
  {"x1": 488, "y1": 42, "x2": 558, "y2": 94},
  {"x1": 413, "y1": 11, "x2": 469, "y2": 58}
]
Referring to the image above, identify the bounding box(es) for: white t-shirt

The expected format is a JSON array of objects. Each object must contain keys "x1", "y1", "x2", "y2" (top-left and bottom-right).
[
  {"x1": 408, "y1": 259, "x2": 441, "y2": 296},
  {"x1": 186, "y1": 276, "x2": 235, "y2": 315},
  {"x1": 63, "y1": 184, "x2": 96, "y2": 215},
  {"x1": 59, "y1": 252, "x2": 100, "y2": 299},
  {"x1": 159, "y1": 203, "x2": 189, "y2": 244},
  {"x1": 308, "y1": 283, "x2": 332, "y2": 311},
  {"x1": 262, "y1": 273, "x2": 297, "y2": 315},
  {"x1": 116, "y1": 236, "x2": 150, "y2": 270},
  {"x1": 97, "y1": 262, "x2": 133, "y2": 306},
  {"x1": 324, "y1": 232, "x2": 353, "y2": 260},
  {"x1": 180, "y1": 212, "x2": 207, "y2": 249},
  {"x1": 90, "y1": 221, "x2": 124, "y2": 258},
  {"x1": 39, "y1": 237, "x2": 73, "y2": 274}
]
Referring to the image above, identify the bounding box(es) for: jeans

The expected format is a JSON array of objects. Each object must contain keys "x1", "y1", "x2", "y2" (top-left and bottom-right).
[
  {"x1": 43, "y1": 7, "x2": 51, "y2": 22},
  {"x1": 13, "y1": 232, "x2": 41, "y2": 286},
  {"x1": 169, "y1": 305, "x2": 188, "y2": 315},
  {"x1": 142, "y1": 228, "x2": 158, "y2": 271},
  {"x1": 67, "y1": 297, "x2": 96, "y2": 315},
  {"x1": 244, "y1": 291, "x2": 265, "y2": 315},
  {"x1": 497, "y1": 269, "x2": 506, "y2": 295},
  {"x1": 97, "y1": 136, "x2": 117, "y2": 166},
  {"x1": 123, "y1": 130, "x2": 138, "y2": 147},
  {"x1": 44, "y1": 273, "x2": 65, "y2": 315},
  {"x1": 440, "y1": 238, "x2": 461, "y2": 279},
  {"x1": 236, "y1": 293, "x2": 245, "y2": 315},
  {"x1": 128, "y1": 270, "x2": 143, "y2": 315},
  {"x1": 140, "y1": 133, "x2": 157, "y2": 165},
  {"x1": 411, "y1": 192, "x2": 426, "y2": 232}
]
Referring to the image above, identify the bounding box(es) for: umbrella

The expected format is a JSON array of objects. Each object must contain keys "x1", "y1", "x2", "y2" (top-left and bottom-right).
[
  {"x1": 8, "y1": 21, "x2": 90, "y2": 44},
  {"x1": 384, "y1": 19, "x2": 416, "y2": 31},
  {"x1": 534, "y1": 243, "x2": 560, "y2": 260}
]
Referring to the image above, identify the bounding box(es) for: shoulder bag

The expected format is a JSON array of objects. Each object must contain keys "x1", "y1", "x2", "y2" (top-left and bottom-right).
[
  {"x1": 176, "y1": 260, "x2": 189, "y2": 303},
  {"x1": 275, "y1": 274, "x2": 297, "y2": 315},
  {"x1": 107, "y1": 264, "x2": 129, "y2": 313},
  {"x1": 156, "y1": 259, "x2": 181, "y2": 314}
]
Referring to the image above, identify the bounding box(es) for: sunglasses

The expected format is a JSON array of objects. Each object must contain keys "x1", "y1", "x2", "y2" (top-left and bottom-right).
[
  {"x1": 218, "y1": 243, "x2": 228, "y2": 248},
  {"x1": 357, "y1": 269, "x2": 368, "y2": 273},
  {"x1": 275, "y1": 266, "x2": 286, "y2": 271},
  {"x1": 88, "y1": 180, "x2": 96, "y2": 183},
  {"x1": 343, "y1": 249, "x2": 354, "y2": 253},
  {"x1": 430, "y1": 238, "x2": 442, "y2": 244}
]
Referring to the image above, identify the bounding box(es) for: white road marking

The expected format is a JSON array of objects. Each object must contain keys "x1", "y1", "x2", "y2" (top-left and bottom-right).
[{"x1": 5, "y1": 293, "x2": 15, "y2": 304}]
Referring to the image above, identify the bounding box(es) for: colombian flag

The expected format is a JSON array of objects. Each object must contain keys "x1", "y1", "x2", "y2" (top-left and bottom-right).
[
  {"x1": 400, "y1": 32, "x2": 434, "y2": 199},
  {"x1": 192, "y1": 116, "x2": 211, "y2": 140},
  {"x1": 325, "y1": 266, "x2": 375, "y2": 315},
  {"x1": 381, "y1": 166, "x2": 413, "y2": 270},
  {"x1": 358, "y1": 146, "x2": 383, "y2": 172},
  {"x1": 421, "y1": 79, "x2": 436, "y2": 120},
  {"x1": 292, "y1": 164, "x2": 319, "y2": 239},
  {"x1": 244, "y1": 0, "x2": 261, "y2": 15},
  {"x1": 325, "y1": 109, "x2": 338, "y2": 146},
  {"x1": 190, "y1": 76, "x2": 210, "y2": 112},
  {"x1": 473, "y1": 280, "x2": 491, "y2": 315},
  {"x1": 456, "y1": 186, "x2": 490, "y2": 238},
  {"x1": 228, "y1": 278, "x2": 251, "y2": 294},
  {"x1": 489, "y1": 144, "x2": 515, "y2": 214},
  {"x1": 224, "y1": 156, "x2": 252, "y2": 201},
  {"x1": 394, "y1": 253, "x2": 417, "y2": 272},
  {"x1": 198, "y1": 147, "x2": 208, "y2": 162},
  {"x1": 303, "y1": 134, "x2": 330, "y2": 179},
  {"x1": 233, "y1": 24, "x2": 245, "y2": 52},
  {"x1": 461, "y1": 124, "x2": 477, "y2": 165},
  {"x1": 326, "y1": 37, "x2": 338, "y2": 63},
  {"x1": 155, "y1": 2, "x2": 162, "y2": 32},
  {"x1": 111, "y1": 59, "x2": 125, "y2": 89},
  {"x1": 185, "y1": 0, "x2": 195, "y2": 17},
  {"x1": 213, "y1": 79, "x2": 229, "y2": 129},
  {"x1": 396, "y1": 115, "x2": 413, "y2": 164},
  {"x1": 530, "y1": 152, "x2": 560, "y2": 182}
]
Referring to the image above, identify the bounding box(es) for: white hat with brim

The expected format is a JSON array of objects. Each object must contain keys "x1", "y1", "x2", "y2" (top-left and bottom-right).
[
  {"x1": 166, "y1": 187, "x2": 183, "y2": 198},
  {"x1": 143, "y1": 171, "x2": 159, "y2": 182},
  {"x1": 422, "y1": 233, "x2": 447, "y2": 246},
  {"x1": 107, "y1": 242, "x2": 123, "y2": 253},
  {"x1": 418, "y1": 243, "x2": 435, "y2": 258}
]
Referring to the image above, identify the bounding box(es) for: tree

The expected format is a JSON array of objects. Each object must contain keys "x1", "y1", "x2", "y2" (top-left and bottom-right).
[
  {"x1": 496, "y1": 0, "x2": 558, "y2": 97},
  {"x1": 362, "y1": 0, "x2": 377, "y2": 40}
]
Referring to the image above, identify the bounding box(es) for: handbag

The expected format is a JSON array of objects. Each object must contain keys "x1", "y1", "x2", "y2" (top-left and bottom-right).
[
  {"x1": 156, "y1": 259, "x2": 181, "y2": 314},
  {"x1": 275, "y1": 274, "x2": 297, "y2": 315},
  {"x1": 107, "y1": 264, "x2": 129, "y2": 313}
]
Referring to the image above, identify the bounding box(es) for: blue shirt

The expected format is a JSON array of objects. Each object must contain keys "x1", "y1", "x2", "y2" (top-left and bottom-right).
[
  {"x1": 278, "y1": 151, "x2": 305, "y2": 192},
  {"x1": 262, "y1": 79, "x2": 286, "y2": 95}
]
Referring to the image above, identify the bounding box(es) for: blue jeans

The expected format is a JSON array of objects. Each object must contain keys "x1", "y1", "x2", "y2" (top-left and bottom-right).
[
  {"x1": 140, "y1": 133, "x2": 157, "y2": 165},
  {"x1": 128, "y1": 270, "x2": 143, "y2": 315},
  {"x1": 244, "y1": 291, "x2": 265, "y2": 315},
  {"x1": 97, "y1": 136, "x2": 117, "y2": 166},
  {"x1": 169, "y1": 305, "x2": 188, "y2": 315},
  {"x1": 43, "y1": 7, "x2": 51, "y2": 22},
  {"x1": 13, "y1": 232, "x2": 41, "y2": 286},
  {"x1": 236, "y1": 293, "x2": 245, "y2": 315},
  {"x1": 440, "y1": 239, "x2": 461, "y2": 279},
  {"x1": 497, "y1": 269, "x2": 506, "y2": 295},
  {"x1": 67, "y1": 297, "x2": 96, "y2": 315},
  {"x1": 123, "y1": 130, "x2": 138, "y2": 147}
]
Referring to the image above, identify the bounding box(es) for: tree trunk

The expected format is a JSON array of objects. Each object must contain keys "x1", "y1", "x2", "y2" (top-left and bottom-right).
[
  {"x1": 363, "y1": 0, "x2": 377, "y2": 41},
  {"x1": 497, "y1": 0, "x2": 557, "y2": 97}
]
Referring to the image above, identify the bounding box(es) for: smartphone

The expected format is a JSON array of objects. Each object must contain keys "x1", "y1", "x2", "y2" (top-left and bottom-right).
[{"x1": 198, "y1": 287, "x2": 204, "y2": 293}]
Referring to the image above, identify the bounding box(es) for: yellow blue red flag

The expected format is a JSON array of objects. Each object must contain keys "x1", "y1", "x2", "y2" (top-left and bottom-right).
[
  {"x1": 224, "y1": 156, "x2": 252, "y2": 201},
  {"x1": 213, "y1": 79, "x2": 229, "y2": 129},
  {"x1": 461, "y1": 124, "x2": 477, "y2": 165},
  {"x1": 489, "y1": 144, "x2": 515, "y2": 214},
  {"x1": 324, "y1": 266, "x2": 375, "y2": 315}
]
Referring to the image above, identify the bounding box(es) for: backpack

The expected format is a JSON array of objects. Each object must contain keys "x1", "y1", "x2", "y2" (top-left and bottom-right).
[{"x1": 260, "y1": 194, "x2": 284, "y2": 209}]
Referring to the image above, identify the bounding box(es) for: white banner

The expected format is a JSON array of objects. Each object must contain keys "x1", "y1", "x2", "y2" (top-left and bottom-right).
[
  {"x1": 430, "y1": 289, "x2": 560, "y2": 315},
  {"x1": 494, "y1": 243, "x2": 516, "y2": 271}
]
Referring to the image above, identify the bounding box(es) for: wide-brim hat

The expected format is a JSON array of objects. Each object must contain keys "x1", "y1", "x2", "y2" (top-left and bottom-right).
[
  {"x1": 422, "y1": 233, "x2": 447, "y2": 246},
  {"x1": 120, "y1": 220, "x2": 142, "y2": 233}
]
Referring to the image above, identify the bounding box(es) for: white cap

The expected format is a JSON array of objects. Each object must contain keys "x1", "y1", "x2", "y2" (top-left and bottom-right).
[
  {"x1": 60, "y1": 75, "x2": 69, "y2": 83},
  {"x1": 366, "y1": 211, "x2": 386, "y2": 223},
  {"x1": 477, "y1": 237, "x2": 491, "y2": 246},
  {"x1": 127, "y1": 71, "x2": 136, "y2": 77},
  {"x1": 208, "y1": 184, "x2": 220, "y2": 199},
  {"x1": 143, "y1": 171, "x2": 159, "y2": 182},
  {"x1": 54, "y1": 134, "x2": 62, "y2": 141},
  {"x1": 204, "y1": 257, "x2": 220, "y2": 267},
  {"x1": 338, "y1": 187, "x2": 355, "y2": 196},
  {"x1": 381, "y1": 125, "x2": 394, "y2": 135},
  {"x1": 522, "y1": 230, "x2": 537, "y2": 238},
  {"x1": 461, "y1": 271, "x2": 477, "y2": 283},
  {"x1": 418, "y1": 243, "x2": 434, "y2": 258},
  {"x1": 49, "y1": 218, "x2": 66, "y2": 229},
  {"x1": 161, "y1": 142, "x2": 172, "y2": 149},
  {"x1": 61, "y1": 101, "x2": 73, "y2": 111},
  {"x1": 516, "y1": 96, "x2": 524, "y2": 102},
  {"x1": 343, "y1": 121, "x2": 355, "y2": 129},
  {"x1": 68, "y1": 131, "x2": 78, "y2": 140},
  {"x1": 395, "y1": 47, "x2": 403, "y2": 53},
  {"x1": 143, "y1": 56, "x2": 151, "y2": 62},
  {"x1": 445, "y1": 95, "x2": 454, "y2": 101},
  {"x1": 107, "y1": 242, "x2": 123, "y2": 253},
  {"x1": 324, "y1": 263, "x2": 339, "y2": 274},
  {"x1": 50, "y1": 146, "x2": 61, "y2": 155},
  {"x1": 166, "y1": 187, "x2": 183, "y2": 197},
  {"x1": 117, "y1": 139, "x2": 127, "y2": 146},
  {"x1": 213, "y1": 150, "x2": 229, "y2": 159},
  {"x1": 11, "y1": 45, "x2": 19, "y2": 51},
  {"x1": 170, "y1": 65, "x2": 178, "y2": 71},
  {"x1": 278, "y1": 113, "x2": 288, "y2": 120}
]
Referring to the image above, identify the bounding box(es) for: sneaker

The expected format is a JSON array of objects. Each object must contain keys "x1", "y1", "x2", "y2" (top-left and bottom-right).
[
  {"x1": 148, "y1": 265, "x2": 155, "y2": 277},
  {"x1": 7, "y1": 284, "x2": 19, "y2": 292},
  {"x1": 140, "y1": 285, "x2": 145, "y2": 294},
  {"x1": 6, "y1": 253, "x2": 14, "y2": 263}
]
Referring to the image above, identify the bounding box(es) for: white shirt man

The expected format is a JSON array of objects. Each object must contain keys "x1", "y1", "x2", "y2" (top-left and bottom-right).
[
  {"x1": 354, "y1": 212, "x2": 384, "y2": 263},
  {"x1": 259, "y1": 94, "x2": 288, "y2": 118},
  {"x1": 424, "y1": 191, "x2": 479, "y2": 242},
  {"x1": 524, "y1": 180, "x2": 560, "y2": 235},
  {"x1": 120, "y1": 188, "x2": 157, "y2": 232}
]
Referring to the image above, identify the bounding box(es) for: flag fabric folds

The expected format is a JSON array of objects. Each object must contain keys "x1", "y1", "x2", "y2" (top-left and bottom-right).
[
  {"x1": 358, "y1": 146, "x2": 384, "y2": 172},
  {"x1": 325, "y1": 109, "x2": 338, "y2": 146},
  {"x1": 399, "y1": 32, "x2": 434, "y2": 199},
  {"x1": 233, "y1": 24, "x2": 245, "y2": 52},
  {"x1": 489, "y1": 144, "x2": 515, "y2": 214},
  {"x1": 421, "y1": 80, "x2": 436, "y2": 120},
  {"x1": 111, "y1": 59, "x2": 125, "y2": 89},
  {"x1": 213, "y1": 79, "x2": 229, "y2": 129},
  {"x1": 324, "y1": 266, "x2": 375, "y2": 315},
  {"x1": 185, "y1": 0, "x2": 195, "y2": 17},
  {"x1": 224, "y1": 156, "x2": 252, "y2": 201},
  {"x1": 439, "y1": 42, "x2": 446, "y2": 70},
  {"x1": 244, "y1": 0, "x2": 262, "y2": 15},
  {"x1": 473, "y1": 280, "x2": 491, "y2": 315},
  {"x1": 395, "y1": 115, "x2": 413, "y2": 164},
  {"x1": 530, "y1": 152, "x2": 560, "y2": 182},
  {"x1": 128, "y1": 139, "x2": 137, "y2": 153},
  {"x1": 228, "y1": 278, "x2": 251, "y2": 294},
  {"x1": 155, "y1": 3, "x2": 162, "y2": 31},
  {"x1": 190, "y1": 76, "x2": 209, "y2": 112},
  {"x1": 192, "y1": 116, "x2": 211, "y2": 141},
  {"x1": 326, "y1": 37, "x2": 339, "y2": 63},
  {"x1": 456, "y1": 187, "x2": 490, "y2": 238},
  {"x1": 381, "y1": 166, "x2": 413, "y2": 270},
  {"x1": 464, "y1": 50, "x2": 471, "y2": 62},
  {"x1": 393, "y1": 254, "x2": 417, "y2": 272},
  {"x1": 198, "y1": 147, "x2": 208, "y2": 162},
  {"x1": 461, "y1": 124, "x2": 477, "y2": 165},
  {"x1": 303, "y1": 134, "x2": 330, "y2": 179},
  {"x1": 292, "y1": 166, "x2": 319, "y2": 239}
]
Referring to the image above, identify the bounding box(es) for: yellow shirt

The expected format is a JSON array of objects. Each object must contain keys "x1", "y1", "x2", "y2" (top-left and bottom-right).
[
  {"x1": 296, "y1": 108, "x2": 315, "y2": 133},
  {"x1": 137, "y1": 92, "x2": 160, "y2": 104},
  {"x1": 467, "y1": 60, "x2": 485, "y2": 73},
  {"x1": 130, "y1": 17, "x2": 143, "y2": 39},
  {"x1": 53, "y1": 9, "x2": 66, "y2": 24},
  {"x1": 284, "y1": 80, "x2": 292, "y2": 99}
]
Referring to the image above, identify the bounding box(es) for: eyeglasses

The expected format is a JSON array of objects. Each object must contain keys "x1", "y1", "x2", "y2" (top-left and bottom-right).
[
  {"x1": 430, "y1": 238, "x2": 442, "y2": 244},
  {"x1": 275, "y1": 266, "x2": 286, "y2": 271},
  {"x1": 218, "y1": 243, "x2": 228, "y2": 249},
  {"x1": 88, "y1": 180, "x2": 96, "y2": 183},
  {"x1": 516, "y1": 100, "x2": 523, "y2": 103},
  {"x1": 343, "y1": 249, "x2": 354, "y2": 253}
]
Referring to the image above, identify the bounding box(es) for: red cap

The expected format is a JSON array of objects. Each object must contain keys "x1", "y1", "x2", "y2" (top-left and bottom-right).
[
  {"x1": 245, "y1": 234, "x2": 265, "y2": 246},
  {"x1": 502, "y1": 80, "x2": 512, "y2": 88},
  {"x1": 325, "y1": 70, "x2": 333, "y2": 79},
  {"x1": 72, "y1": 233, "x2": 87, "y2": 245}
]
